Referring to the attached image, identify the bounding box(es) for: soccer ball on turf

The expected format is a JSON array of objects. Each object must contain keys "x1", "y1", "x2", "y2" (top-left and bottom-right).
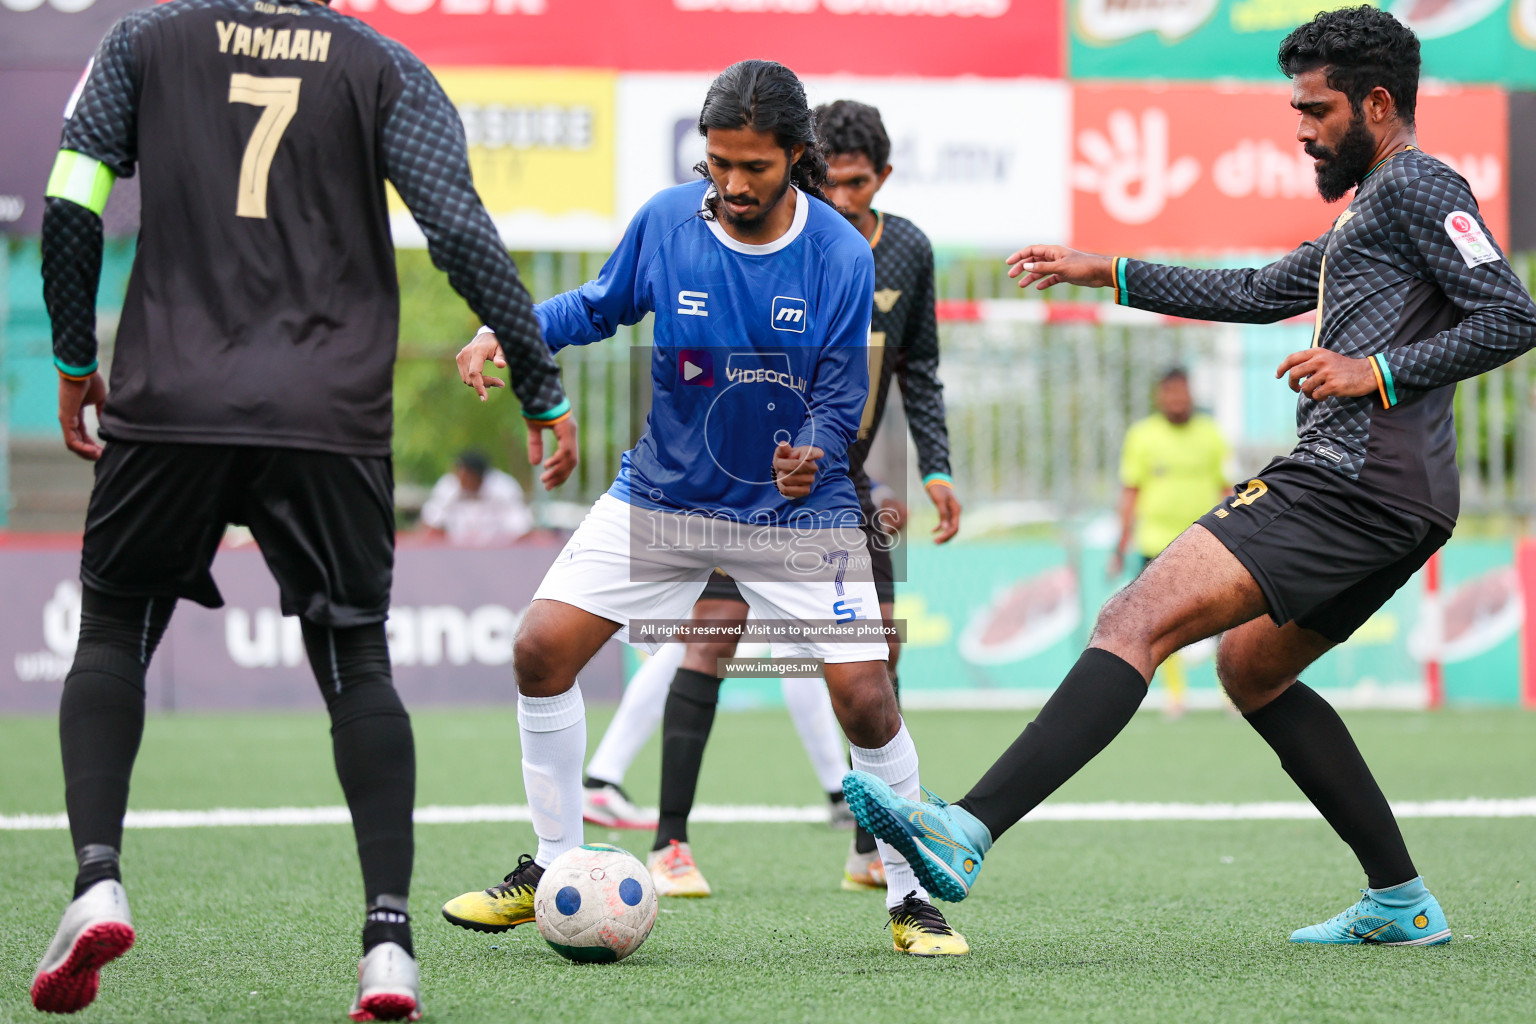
[{"x1": 534, "y1": 843, "x2": 657, "y2": 962}]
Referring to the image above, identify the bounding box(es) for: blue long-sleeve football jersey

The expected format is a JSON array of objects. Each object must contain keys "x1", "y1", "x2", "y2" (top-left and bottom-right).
[{"x1": 536, "y1": 180, "x2": 874, "y2": 527}]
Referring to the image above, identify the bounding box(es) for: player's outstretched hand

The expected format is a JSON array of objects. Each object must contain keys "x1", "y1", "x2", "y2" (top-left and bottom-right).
[
  {"x1": 772, "y1": 442, "x2": 824, "y2": 499},
  {"x1": 59, "y1": 371, "x2": 108, "y2": 461},
  {"x1": 1276, "y1": 348, "x2": 1378, "y2": 401},
  {"x1": 1005, "y1": 245, "x2": 1116, "y2": 291},
  {"x1": 527, "y1": 414, "x2": 579, "y2": 490},
  {"x1": 928, "y1": 483, "x2": 962, "y2": 544},
  {"x1": 456, "y1": 331, "x2": 509, "y2": 401}
]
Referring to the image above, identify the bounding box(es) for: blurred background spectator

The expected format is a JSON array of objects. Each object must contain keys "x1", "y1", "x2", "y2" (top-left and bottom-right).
[{"x1": 420, "y1": 450, "x2": 535, "y2": 545}]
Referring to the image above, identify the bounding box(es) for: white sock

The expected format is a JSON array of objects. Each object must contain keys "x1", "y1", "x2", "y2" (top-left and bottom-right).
[
  {"x1": 585, "y1": 643, "x2": 682, "y2": 786},
  {"x1": 781, "y1": 677, "x2": 848, "y2": 794},
  {"x1": 518, "y1": 683, "x2": 587, "y2": 868},
  {"x1": 848, "y1": 720, "x2": 929, "y2": 909}
]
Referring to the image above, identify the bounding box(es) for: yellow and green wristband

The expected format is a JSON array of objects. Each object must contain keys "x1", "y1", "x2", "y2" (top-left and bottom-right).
[
  {"x1": 55, "y1": 357, "x2": 98, "y2": 381},
  {"x1": 524, "y1": 397, "x2": 571, "y2": 426},
  {"x1": 1369, "y1": 353, "x2": 1398, "y2": 409},
  {"x1": 923, "y1": 472, "x2": 954, "y2": 492},
  {"x1": 1112, "y1": 256, "x2": 1130, "y2": 306}
]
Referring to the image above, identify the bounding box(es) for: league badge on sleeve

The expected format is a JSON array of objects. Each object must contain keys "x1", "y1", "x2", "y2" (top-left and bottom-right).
[{"x1": 1444, "y1": 211, "x2": 1501, "y2": 268}]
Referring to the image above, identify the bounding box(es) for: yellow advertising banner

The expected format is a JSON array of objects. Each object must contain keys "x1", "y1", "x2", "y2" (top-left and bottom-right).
[{"x1": 390, "y1": 67, "x2": 617, "y2": 249}]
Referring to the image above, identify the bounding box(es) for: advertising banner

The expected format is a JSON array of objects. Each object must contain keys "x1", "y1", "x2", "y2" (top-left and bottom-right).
[
  {"x1": 616, "y1": 73, "x2": 1071, "y2": 250},
  {"x1": 1070, "y1": 0, "x2": 1536, "y2": 87},
  {"x1": 389, "y1": 68, "x2": 617, "y2": 251},
  {"x1": 1070, "y1": 83, "x2": 1508, "y2": 253},
  {"x1": 0, "y1": 539, "x2": 624, "y2": 714},
  {"x1": 331, "y1": 0, "x2": 1061, "y2": 79}
]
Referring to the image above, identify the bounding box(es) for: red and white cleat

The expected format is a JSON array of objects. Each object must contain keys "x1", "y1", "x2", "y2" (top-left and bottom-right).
[
  {"x1": 581, "y1": 783, "x2": 657, "y2": 831},
  {"x1": 348, "y1": 942, "x2": 423, "y2": 1022},
  {"x1": 31, "y1": 879, "x2": 136, "y2": 1014}
]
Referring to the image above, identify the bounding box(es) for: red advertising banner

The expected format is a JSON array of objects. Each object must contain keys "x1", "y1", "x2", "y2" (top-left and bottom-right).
[
  {"x1": 329, "y1": 0, "x2": 1061, "y2": 78},
  {"x1": 1071, "y1": 83, "x2": 1509, "y2": 254}
]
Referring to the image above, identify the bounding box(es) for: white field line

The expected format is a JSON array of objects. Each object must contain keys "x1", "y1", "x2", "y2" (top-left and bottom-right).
[{"x1": 3, "y1": 798, "x2": 1535, "y2": 832}]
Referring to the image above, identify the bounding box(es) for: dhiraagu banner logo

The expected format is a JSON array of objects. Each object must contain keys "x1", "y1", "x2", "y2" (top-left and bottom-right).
[
  {"x1": 1071, "y1": 0, "x2": 1536, "y2": 86},
  {"x1": 389, "y1": 68, "x2": 617, "y2": 250}
]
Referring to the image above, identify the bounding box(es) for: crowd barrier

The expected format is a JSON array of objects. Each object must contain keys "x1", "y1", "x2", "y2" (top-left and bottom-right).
[{"x1": 3, "y1": 532, "x2": 1532, "y2": 714}]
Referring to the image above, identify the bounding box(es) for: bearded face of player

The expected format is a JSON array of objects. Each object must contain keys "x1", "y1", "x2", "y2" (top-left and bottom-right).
[
  {"x1": 704, "y1": 127, "x2": 803, "y2": 238},
  {"x1": 1291, "y1": 68, "x2": 1389, "y2": 204}
]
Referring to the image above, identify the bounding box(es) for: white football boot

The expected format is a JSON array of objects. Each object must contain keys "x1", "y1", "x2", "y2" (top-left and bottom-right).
[
  {"x1": 347, "y1": 941, "x2": 423, "y2": 1022},
  {"x1": 581, "y1": 782, "x2": 657, "y2": 830},
  {"x1": 31, "y1": 878, "x2": 136, "y2": 1014}
]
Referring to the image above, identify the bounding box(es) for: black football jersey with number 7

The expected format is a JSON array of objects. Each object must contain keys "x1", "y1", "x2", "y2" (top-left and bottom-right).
[{"x1": 59, "y1": 0, "x2": 565, "y2": 455}]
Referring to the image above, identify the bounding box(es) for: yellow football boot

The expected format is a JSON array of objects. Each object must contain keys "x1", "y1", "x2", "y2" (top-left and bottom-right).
[
  {"x1": 888, "y1": 891, "x2": 969, "y2": 956},
  {"x1": 646, "y1": 840, "x2": 712, "y2": 897},
  {"x1": 841, "y1": 840, "x2": 887, "y2": 892},
  {"x1": 441, "y1": 854, "x2": 542, "y2": 933}
]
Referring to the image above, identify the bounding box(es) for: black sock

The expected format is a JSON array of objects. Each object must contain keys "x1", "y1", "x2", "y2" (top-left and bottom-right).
[
  {"x1": 73, "y1": 844, "x2": 122, "y2": 899},
  {"x1": 60, "y1": 588, "x2": 172, "y2": 896},
  {"x1": 955, "y1": 648, "x2": 1146, "y2": 839},
  {"x1": 854, "y1": 824, "x2": 878, "y2": 855},
  {"x1": 302, "y1": 621, "x2": 415, "y2": 905},
  {"x1": 1244, "y1": 682, "x2": 1416, "y2": 889},
  {"x1": 653, "y1": 668, "x2": 720, "y2": 851},
  {"x1": 363, "y1": 895, "x2": 413, "y2": 957}
]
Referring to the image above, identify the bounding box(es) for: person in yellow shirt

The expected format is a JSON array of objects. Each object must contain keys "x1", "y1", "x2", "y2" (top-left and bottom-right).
[{"x1": 1110, "y1": 368, "x2": 1230, "y2": 715}]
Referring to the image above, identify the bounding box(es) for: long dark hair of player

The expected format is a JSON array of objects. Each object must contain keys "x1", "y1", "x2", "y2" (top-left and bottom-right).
[{"x1": 693, "y1": 59, "x2": 830, "y2": 221}]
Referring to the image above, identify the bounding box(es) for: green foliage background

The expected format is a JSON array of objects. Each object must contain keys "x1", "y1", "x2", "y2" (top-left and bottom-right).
[{"x1": 393, "y1": 250, "x2": 534, "y2": 489}]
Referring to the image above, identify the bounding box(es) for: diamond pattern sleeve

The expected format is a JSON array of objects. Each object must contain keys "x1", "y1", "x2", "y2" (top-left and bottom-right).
[
  {"x1": 1379, "y1": 175, "x2": 1536, "y2": 392},
  {"x1": 378, "y1": 47, "x2": 566, "y2": 419},
  {"x1": 895, "y1": 235, "x2": 951, "y2": 482},
  {"x1": 1120, "y1": 238, "x2": 1326, "y2": 323}
]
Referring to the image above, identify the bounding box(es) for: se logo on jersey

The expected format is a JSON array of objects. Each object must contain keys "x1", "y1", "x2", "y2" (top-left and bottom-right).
[
  {"x1": 1444, "y1": 211, "x2": 1501, "y2": 268},
  {"x1": 771, "y1": 296, "x2": 807, "y2": 333}
]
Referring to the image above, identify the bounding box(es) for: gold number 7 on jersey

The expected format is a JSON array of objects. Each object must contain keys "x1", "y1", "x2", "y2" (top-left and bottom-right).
[{"x1": 228, "y1": 74, "x2": 301, "y2": 219}]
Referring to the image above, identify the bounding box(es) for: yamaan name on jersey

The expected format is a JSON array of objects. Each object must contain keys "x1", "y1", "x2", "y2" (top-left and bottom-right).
[{"x1": 216, "y1": 17, "x2": 333, "y2": 62}]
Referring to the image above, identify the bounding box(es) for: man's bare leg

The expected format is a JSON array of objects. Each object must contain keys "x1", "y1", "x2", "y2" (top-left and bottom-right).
[
  {"x1": 823, "y1": 657, "x2": 931, "y2": 910},
  {"x1": 512, "y1": 599, "x2": 620, "y2": 866},
  {"x1": 952, "y1": 525, "x2": 1268, "y2": 841},
  {"x1": 1219, "y1": 618, "x2": 1420, "y2": 890}
]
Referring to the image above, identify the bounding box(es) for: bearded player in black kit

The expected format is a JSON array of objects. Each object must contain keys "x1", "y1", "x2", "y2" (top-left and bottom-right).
[
  {"x1": 845, "y1": 5, "x2": 1536, "y2": 947},
  {"x1": 31, "y1": 0, "x2": 575, "y2": 1017}
]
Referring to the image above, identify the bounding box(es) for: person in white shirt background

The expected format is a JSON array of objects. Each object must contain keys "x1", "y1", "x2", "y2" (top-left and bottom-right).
[{"x1": 420, "y1": 450, "x2": 536, "y2": 546}]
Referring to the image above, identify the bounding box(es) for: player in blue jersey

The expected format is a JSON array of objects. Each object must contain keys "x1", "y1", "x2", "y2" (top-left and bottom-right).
[{"x1": 439, "y1": 60, "x2": 964, "y2": 955}]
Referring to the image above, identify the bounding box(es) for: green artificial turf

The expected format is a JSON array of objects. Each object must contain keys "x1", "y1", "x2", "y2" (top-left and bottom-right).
[{"x1": 2, "y1": 708, "x2": 1533, "y2": 1023}]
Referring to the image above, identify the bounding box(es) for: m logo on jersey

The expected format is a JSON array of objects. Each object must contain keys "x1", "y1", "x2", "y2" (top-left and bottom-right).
[
  {"x1": 677, "y1": 290, "x2": 709, "y2": 317},
  {"x1": 771, "y1": 296, "x2": 807, "y2": 333}
]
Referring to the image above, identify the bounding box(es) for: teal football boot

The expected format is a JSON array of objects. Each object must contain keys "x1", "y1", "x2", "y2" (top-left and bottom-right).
[
  {"x1": 841, "y1": 771, "x2": 992, "y2": 903},
  {"x1": 1291, "y1": 878, "x2": 1451, "y2": 945}
]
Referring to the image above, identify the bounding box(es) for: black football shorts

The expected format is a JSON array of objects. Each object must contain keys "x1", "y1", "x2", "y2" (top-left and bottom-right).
[
  {"x1": 81, "y1": 441, "x2": 394, "y2": 627},
  {"x1": 701, "y1": 520, "x2": 897, "y2": 605},
  {"x1": 1197, "y1": 457, "x2": 1449, "y2": 644}
]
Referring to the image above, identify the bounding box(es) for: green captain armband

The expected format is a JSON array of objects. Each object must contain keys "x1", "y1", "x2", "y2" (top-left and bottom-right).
[{"x1": 45, "y1": 150, "x2": 116, "y2": 216}]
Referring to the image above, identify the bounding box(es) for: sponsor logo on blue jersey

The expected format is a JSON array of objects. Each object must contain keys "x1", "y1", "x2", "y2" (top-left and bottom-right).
[{"x1": 771, "y1": 296, "x2": 807, "y2": 333}]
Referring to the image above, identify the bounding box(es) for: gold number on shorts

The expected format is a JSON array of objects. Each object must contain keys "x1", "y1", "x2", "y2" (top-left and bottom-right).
[
  {"x1": 1230, "y1": 479, "x2": 1269, "y2": 507},
  {"x1": 228, "y1": 74, "x2": 301, "y2": 219}
]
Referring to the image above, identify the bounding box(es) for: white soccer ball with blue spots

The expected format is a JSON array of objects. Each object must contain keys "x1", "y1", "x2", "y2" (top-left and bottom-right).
[{"x1": 533, "y1": 843, "x2": 658, "y2": 962}]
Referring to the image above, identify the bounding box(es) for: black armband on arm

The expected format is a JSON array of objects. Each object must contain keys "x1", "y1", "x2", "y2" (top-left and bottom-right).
[{"x1": 42, "y1": 196, "x2": 105, "y2": 379}]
